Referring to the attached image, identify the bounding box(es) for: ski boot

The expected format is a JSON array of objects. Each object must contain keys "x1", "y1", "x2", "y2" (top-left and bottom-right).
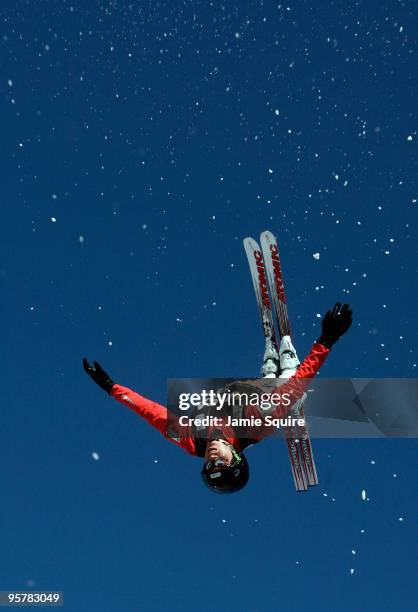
[
  {"x1": 278, "y1": 335, "x2": 300, "y2": 379},
  {"x1": 261, "y1": 337, "x2": 279, "y2": 378}
]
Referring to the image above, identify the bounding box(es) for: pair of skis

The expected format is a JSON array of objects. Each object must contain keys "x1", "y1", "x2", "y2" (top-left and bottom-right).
[{"x1": 244, "y1": 231, "x2": 318, "y2": 491}]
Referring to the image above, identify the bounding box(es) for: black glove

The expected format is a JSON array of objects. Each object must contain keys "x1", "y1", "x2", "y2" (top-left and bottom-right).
[
  {"x1": 83, "y1": 359, "x2": 114, "y2": 393},
  {"x1": 318, "y1": 303, "x2": 353, "y2": 349}
]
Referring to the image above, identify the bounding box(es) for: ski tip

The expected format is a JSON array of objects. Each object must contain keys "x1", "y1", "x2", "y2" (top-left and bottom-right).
[
  {"x1": 260, "y1": 230, "x2": 276, "y2": 241},
  {"x1": 243, "y1": 236, "x2": 261, "y2": 249}
]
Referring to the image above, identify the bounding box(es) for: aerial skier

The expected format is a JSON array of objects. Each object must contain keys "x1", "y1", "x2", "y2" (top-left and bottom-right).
[{"x1": 83, "y1": 302, "x2": 352, "y2": 494}]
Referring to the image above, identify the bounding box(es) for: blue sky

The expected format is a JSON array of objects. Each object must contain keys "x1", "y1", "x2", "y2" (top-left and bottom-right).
[{"x1": 0, "y1": 1, "x2": 417, "y2": 610}]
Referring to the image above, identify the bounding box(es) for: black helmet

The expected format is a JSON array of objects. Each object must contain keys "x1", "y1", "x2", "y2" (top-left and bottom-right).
[{"x1": 201, "y1": 449, "x2": 249, "y2": 494}]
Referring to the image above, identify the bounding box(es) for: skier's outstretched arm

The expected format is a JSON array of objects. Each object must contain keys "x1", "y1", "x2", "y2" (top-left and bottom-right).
[
  {"x1": 82, "y1": 359, "x2": 195, "y2": 454},
  {"x1": 83, "y1": 358, "x2": 168, "y2": 430}
]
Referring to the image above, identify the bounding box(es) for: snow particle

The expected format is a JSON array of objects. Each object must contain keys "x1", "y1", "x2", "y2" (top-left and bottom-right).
[
  {"x1": 361, "y1": 490, "x2": 367, "y2": 500},
  {"x1": 313, "y1": 252, "x2": 320, "y2": 260},
  {"x1": 407, "y1": 135, "x2": 412, "y2": 141},
  {"x1": 350, "y1": 569, "x2": 355, "y2": 575},
  {"x1": 50, "y1": 217, "x2": 57, "y2": 223},
  {"x1": 92, "y1": 452, "x2": 100, "y2": 461},
  {"x1": 79, "y1": 235, "x2": 85, "y2": 243}
]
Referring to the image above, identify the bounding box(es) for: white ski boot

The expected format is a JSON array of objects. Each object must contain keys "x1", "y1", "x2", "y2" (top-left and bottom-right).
[
  {"x1": 261, "y1": 337, "x2": 279, "y2": 378},
  {"x1": 278, "y1": 335, "x2": 300, "y2": 378}
]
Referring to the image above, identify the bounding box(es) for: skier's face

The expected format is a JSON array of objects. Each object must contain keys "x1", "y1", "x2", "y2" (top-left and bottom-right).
[{"x1": 204, "y1": 439, "x2": 233, "y2": 468}]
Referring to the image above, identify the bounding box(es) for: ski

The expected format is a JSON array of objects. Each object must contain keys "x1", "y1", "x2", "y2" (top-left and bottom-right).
[
  {"x1": 260, "y1": 230, "x2": 318, "y2": 487},
  {"x1": 244, "y1": 237, "x2": 308, "y2": 491},
  {"x1": 243, "y1": 237, "x2": 278, "y2": 347}
]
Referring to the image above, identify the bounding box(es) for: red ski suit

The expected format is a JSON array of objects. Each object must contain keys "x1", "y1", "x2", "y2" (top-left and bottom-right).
[{"x1": 110, "y1": 342, "x2": 329, "y2": 456}]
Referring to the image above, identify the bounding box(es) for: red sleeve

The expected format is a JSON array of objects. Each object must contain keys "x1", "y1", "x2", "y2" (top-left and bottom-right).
[
  {"x1": 109, "y1": 384, "x2": 196, "y2": 455},
  {"x1": 295, "y1": 341, "x2": 330, "y2": 378}
]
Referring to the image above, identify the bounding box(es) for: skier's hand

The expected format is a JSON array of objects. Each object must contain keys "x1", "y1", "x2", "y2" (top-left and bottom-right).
[
  {"x1": 318, "y1": 303, "x2": 353, "y2": 349},
  {"x1": 83, "y1": 358, "x2": 114, "y2": 393}
]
